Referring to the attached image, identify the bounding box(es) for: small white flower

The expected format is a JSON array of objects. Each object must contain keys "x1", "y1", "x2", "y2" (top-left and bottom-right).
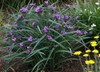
[
  {"x1": 84, "y1": 9, "x2": 87, "y2": 11},
  {"x1": 95, "y1": 2, "x2": 99, "y2": 5},
  {"x1": 89, "y1": 27, "x2": 93, "y2": 30},
  {"x1": 91, "y1": 23, "x2": 96, "y2": 27}
]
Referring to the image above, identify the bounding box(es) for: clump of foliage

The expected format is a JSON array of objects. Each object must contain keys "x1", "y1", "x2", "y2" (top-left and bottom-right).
[
  {"x1": 73, "y1": 35, "x2": 100, "y2": 72},
  {"x1": 75, "y1": 0, "x2": 100, "y2": 34},
  {"x1": 3, "y1": 1, "x2": 90, "y2": 72}
]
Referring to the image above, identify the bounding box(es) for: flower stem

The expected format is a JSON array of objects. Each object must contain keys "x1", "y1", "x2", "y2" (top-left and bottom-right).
[{"x1": 79, "y1": 56, "x2": 85, "y2": 72}]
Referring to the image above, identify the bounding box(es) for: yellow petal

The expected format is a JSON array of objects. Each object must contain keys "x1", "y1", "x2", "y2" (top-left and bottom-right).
[
  {"x1": 83, "y1": 54, "x2": 89, "y2": 57},
  {"x1": 85, "y1": 49, "x2": 91, "y2": 53},
  {"x1": 73, "y1": 51, "x2": 82, "y2": 56},
  {"x1": 94, "y1": 36, "x2": 99, "y2": 39},
  {"x1": 92, "y1": 49, "x2": 99, "y2": 54}
]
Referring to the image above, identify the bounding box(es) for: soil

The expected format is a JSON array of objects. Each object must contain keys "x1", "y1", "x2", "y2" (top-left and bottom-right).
[{"x1": 0, "y1": 56, "x2": 83, "y2": 72}]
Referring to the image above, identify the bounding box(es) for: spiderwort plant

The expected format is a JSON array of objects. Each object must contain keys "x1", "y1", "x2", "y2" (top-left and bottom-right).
[{"x1": 5, "y1": 1, "x2": 90, "y2": 72}]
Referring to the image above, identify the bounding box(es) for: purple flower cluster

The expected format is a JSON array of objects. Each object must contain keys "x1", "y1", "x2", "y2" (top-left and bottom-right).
[{"x1": 7, "y1": 2, "x2": 88, "y2": 58}]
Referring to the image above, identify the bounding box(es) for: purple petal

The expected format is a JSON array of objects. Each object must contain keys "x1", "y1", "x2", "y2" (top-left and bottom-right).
[
  {"x1": 20, "y1": 7, "x2": 28, "y2": 12},
  {"x1": 34, "y1": 6, "x2": 41, "y2": 13},
  {"x1": 53, "y1": 13, "x2": 61, "y2": 20},
  {"x1": 20, "y1": 42, "x2": 24, "y2": 47},
  {"x1": 43, "y1": 26, "x2": 49, "y2": 33},
  {"x1": 29, "y1": 3, "x2": 35, "y2": 7},
  {"x1": 12, "y1": 38, "x2": 16, "y2": 42},
  {"x1": 28, "y1": 36, "x2": 33, "y2": 42},
  {"x1": 47, "y1": 35, "x2": 52, "y2": 40}
]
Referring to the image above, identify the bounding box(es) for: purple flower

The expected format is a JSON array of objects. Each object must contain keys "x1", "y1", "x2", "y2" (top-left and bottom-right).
[
  {"x1": 20, "y1": 42, "x2": 24, "y2": 47},
  {"x1": 12, "y1": 38, "x2": 16, "y2": 42},
  {"x1": 53, "y1": 24, "x2": 59, "y2": 30},
  {"x1": 32, "y1": 22, "x2": 35, "y2": 25},
  {"x1": 50, "y1": 5, "x2": 56, "y2": 11},
  {"x1": 68, "y1": 25, "x2": 73, "y2": 29},
  {"x1": 74, "y1": 30, "x2": 82, "y2": 35},
  {"x1": 32, "y1": 22, "x2": 38, "y2": 26},
  {"x1": 63, "y1": 21, "x2": 67, "y2": 25},
  {"x1": 28, "y1": 36, "x2": 33, "y2": 42},
  {"x1": 9, "y1": 46, "x2": 13, "y2": 49},
  {"x1": 43, "y1": 26, "x2": 49, "y2": 33},
  {"x1": 26, "y1": 50, "x2": 31, "y2": 55},
  {"x1": 53, "y1": 13, "x2": 61, "y2": 20},
  {"x1": 9, "y1": 30, "x2": 14, "y2": 35},
  {"x1": 20, "y1": 29, "x2": 24, "y2": 32},
  {"x1": 34, "y1": 6, "x2": 41, "y2": 13},
  {"x1": 47, "y1": 35, "x2": 52, "y2": 40},
  {"x1": 29, "y1": 3, "x2": 35, "y2": 7},
  {"x1": 13, "y1": 23, "x2": 18, "y2": 28},
  {"x1": 64, "y1": 15, "x2": 69, "y2": 22},
  {"x1": 61, "y1": 29, "x2": 67, "y2": 34},
  {"x1": 18, "y1": 14, "x2": 22, "y2": 19},
  {"x1": 65, "y1": 15, "x2": 69, "y2": 20},
  {"x1": 20, "y1": 7, "x2": 28, "y2": 12},
  {"x1": 44, "y1": 1, "x2": 49, "y2": 5},
  {"x1": 22, "y1": 19, "x2": 27, "y2": 24}
]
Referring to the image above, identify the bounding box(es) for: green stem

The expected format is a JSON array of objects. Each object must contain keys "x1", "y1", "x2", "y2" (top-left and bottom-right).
[
  {"x1": 79, "y1": 56, "x2": 85, "y2": 72},
  {"x1": 94, "y1": 54, "x2": 98, "y2": 72}
]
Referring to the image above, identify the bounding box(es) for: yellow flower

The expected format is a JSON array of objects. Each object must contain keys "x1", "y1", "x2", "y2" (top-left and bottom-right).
[
  {"x1": 90, "y1": 41, "x2": 98, "y2": 47},
  {"x1": 85, "y1": 60, "x2": 90, "y2": 65},
  {"x1": 89, "y1": 60, "x2": 95, "y2": 65},
  {"x1": 85, "y1": 49, "x2": 91, "y2": 53},
  {"x1": 94, "y1": 35, "x2": 99, "y2": 39},
  {"x1": 92, "y1": 49, "x2": 99, "y2": 54},
  {"x1": 91, "y1": 43, "x2": 98, "y2": 47},
  {"x1": 90, "y1": 41, "x2": 97, "y2": 44},
  {"x1": 83, "y1": 54, "x2": 89, "y2": 57},
  {"x1": 85, "y1": 60, "x2": 95, "y2": 65},
  {"x1": 98, "y1": 54, "x2": 100, "y2": 57},
  {"x1": 73, "y1": 51, "x2": 82, "y2": 56}
]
